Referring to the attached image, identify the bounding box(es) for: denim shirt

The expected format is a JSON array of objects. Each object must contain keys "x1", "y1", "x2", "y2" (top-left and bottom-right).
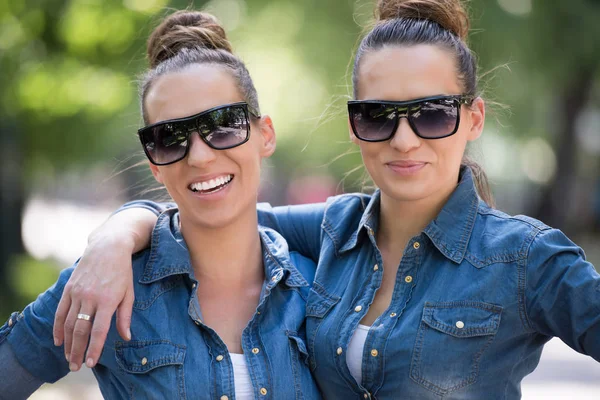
[
  {"x1": 0, "y1": 208, "x2": 321, "y2": 400},
  {"x1": 75, "y1": 168, "x2": 600, "y2": 399}
]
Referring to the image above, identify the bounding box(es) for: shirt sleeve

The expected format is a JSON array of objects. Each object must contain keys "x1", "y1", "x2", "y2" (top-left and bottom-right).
[
  {"x1": 0, "y1": 266, "x2": 75, "y2": 384},
  {"x1": 525, "y1": 228, "x2": 600, "y2": 361},
  {"x1": 257, "y1": 202, "x2": 326, "y2": 263},
  {"x1": 0, "y1": 339, "x2": 44, "y2": 399}
]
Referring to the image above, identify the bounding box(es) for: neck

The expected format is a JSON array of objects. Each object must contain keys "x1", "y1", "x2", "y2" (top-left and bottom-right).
[
  {"x1": 377, "y1": 179, "x2": 458, "y2": 250},
  {"x1": 180, "y1": 209, "x2": 264, "y2": 288}
]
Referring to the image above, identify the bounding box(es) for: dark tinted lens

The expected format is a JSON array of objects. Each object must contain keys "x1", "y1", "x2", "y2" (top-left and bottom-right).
[
  {"x1": 198, "y1": 106, "x2": 249, "y2": 149},
  {"x1": 140, "y1": 119, "x2": 194, "y2": 164},
  {"x1": 350, "y1": 103, "x2": 397, "y2": 141},
  {"x1": 410, "y1": 99, "x2": 458, "y2": 138}
]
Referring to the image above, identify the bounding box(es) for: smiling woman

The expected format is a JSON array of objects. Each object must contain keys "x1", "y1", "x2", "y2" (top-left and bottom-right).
[{"x1": 0, "y1": 9, "x2": 321, "y2": 400}]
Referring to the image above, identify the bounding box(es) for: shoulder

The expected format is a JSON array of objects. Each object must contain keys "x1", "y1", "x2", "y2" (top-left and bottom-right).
[
  {"x1": 465, "y1": 202, "x2": 553, "y2": 267},
  {"x1": 322, "y1": 192, "x2": 372, "y2": 232}
]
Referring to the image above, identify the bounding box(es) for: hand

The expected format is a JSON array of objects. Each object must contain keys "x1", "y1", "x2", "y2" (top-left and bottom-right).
[{"x1": 53, "y1": 207, "x2": 157, "y2": 371}]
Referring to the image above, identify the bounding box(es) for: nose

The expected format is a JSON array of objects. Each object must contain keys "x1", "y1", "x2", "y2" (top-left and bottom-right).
[
  {"x1": 186, "y1": 131, "x2": 217, "y2": 167},
  {"x1": 389, "y1": 117, "x2": 421, "y2": 153}
]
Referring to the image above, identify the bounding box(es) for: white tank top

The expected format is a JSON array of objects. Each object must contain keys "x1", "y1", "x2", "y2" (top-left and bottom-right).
[
  {"x1": 346, "y1": 324, "x2": 370, "y2": 384},
  {"x1": 230, "y1": 353, "x2": 253, "y2": 400}
]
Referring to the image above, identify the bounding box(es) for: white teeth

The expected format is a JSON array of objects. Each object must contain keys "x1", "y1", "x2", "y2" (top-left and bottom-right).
[{"x1": 189, "y1": 175, "x2": 233, "y2": 192}]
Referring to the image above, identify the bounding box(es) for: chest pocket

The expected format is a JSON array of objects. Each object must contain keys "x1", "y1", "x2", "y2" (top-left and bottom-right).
[
  {"x1": 116, "y1": 340, "x2": 187, "y2": 399},
  {"x1": 410, "y1": 301, "x2": 502, "y2": 396},
  {"x1": 305, "y1": 281, "x2": 340, "y2": 371}
]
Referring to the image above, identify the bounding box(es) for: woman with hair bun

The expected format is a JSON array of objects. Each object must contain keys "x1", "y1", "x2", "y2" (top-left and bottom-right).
[
  {"x1": 0, "y1": 10, "x2": 321, "y2": 400},
  {"x1": 21, "y1": 0, "x2": 600, "y2": 398}
]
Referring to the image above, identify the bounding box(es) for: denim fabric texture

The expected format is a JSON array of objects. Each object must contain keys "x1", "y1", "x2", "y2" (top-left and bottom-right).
[
  {"x1": 78, "y1": 167, "x2": 600, "y2": 399},
  {"x1": 1, "y1": 208, "x2": 321, "y2": 400}
]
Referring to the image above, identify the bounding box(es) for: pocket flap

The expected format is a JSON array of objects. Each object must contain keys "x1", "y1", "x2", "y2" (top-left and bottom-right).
[
  {"x1": 116, "y1": 340, "x2": 186, "y2": 373},
  {"x1": 305, "y1": 282, "x2": 340, "y2": 318},
  {"x1": 287, "y1": 331, "x2": 310, "y2": 365},
  {"x1": 422, "y1": 301, "x2": 502, "y2": 338}
]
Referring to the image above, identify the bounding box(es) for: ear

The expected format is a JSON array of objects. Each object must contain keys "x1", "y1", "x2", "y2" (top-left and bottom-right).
[
  {"x1": 466, "y1": 97, "x2": 485, "y2": 142},
  {"x1": 257, "y1": 115, "x2": 276, "y2": 157},
  {"x1": 348, "y1": 117, "x2": 359, "y2": 145},
  {"x1": 148, "y1": 161, "x2": 164, "y2": 184}
]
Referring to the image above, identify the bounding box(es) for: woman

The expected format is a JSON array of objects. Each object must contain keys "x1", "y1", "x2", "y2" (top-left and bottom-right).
[
  {"x1": 0, "y1": 10, "x2": 320, "y2": 400},
  {"x1": 45, "y1": 0, "x2": 600, "y2": 398}
]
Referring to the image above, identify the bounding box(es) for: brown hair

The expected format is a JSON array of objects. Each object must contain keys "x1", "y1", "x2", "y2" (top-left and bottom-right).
[
  {"x1": 353, "y1": 0, "x2": 494, "y2": 206},
  {"x1": 139, "y1": 10, "x2": 259, "y2": 124}
]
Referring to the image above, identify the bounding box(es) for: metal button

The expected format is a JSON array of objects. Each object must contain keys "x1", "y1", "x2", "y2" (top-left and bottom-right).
[
  {"x1": 194, "y1": 320, "x2": 201, "y2": 325},
  {"x1": 368, "y1": 228, "x2": 374, "y2": 235},
  {"x1": 336, "y1": 347, "x2": 343, "y2": 355},
  {"x1": 192, "y1": 283, "x2": 197, "y2": 288},
  {"x1": 354, "y1": 305, "x2": 363, "y2": 312},
  {"x1": 373, "y1": 264, "x2": 379, "y2": 271},
  {"x1": 390, "y1": 312, "x2": 397, "y2": 318},
  {"x1": 405, "y1": 276, "x2": 413, "y2": 283},
  {"x1": 8, "y1": 319, "x2": 12, "y2": 327},
  {"x1": 260, "y1": 388, "x2": 268, "y2": 395},
  {"x1": 271, "y1": 276, "x2": 277, "y2": 282},
  {"x1": 456, "y1": 321, "x2": 465, "y2": 329},
  {"x1": 364, "y1": 394, "x2": 368, "y2": 399},
  {"x1": 220, "y1": 396, "x2": 229, "y2": 400},
  {"x1": 413, "y1": 242, "x2": 421, "y2": 249},
  {"x1": 216, "y1": 355, "x2": 224, "y2": 362},
  {"x1": 141, "y1": 357, "x2": 148, "y2": 366},
  {"x1": 371, "y1": 349, "x2": 378, "y2": 357},
  {"x1": 257, "y1": 311, "x2": 261, "y2": 315},
  {"x1": 252, "y1": 348, "x2": 260, "y2": 354}
]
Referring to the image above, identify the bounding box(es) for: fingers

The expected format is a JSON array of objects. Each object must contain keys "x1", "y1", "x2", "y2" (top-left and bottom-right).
[
  {"x1": 53, "y1": 286, "x2": 72, "y2": 346},
  {"x1": 68, "y1": 308, "x2": 95, "y2": 371},
  {"x1": 63, "y1": 299, "x2": 81, "y2": 364},
  {"x1": 116, "y1": 284, "x2": 134, "y2": 342},
  {"x1": 84, "y1": 307, "x2": 113, "y2": 368}
]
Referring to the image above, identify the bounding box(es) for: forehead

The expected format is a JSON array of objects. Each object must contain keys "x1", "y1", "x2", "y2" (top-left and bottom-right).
[
  {"x1": 356, "y1": 44, "x2": 461, "y2": 101},
  {"x1": 145, "y1": 64, "x2": 242, "y2": 124}
]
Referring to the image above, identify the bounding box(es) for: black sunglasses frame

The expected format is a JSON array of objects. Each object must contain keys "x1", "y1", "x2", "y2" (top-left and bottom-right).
[
  {"x1": 347, "y1": 94, "x2": 474, "y2": 142},
  {"x1": 138, "y1": 101, "x2": 261, "y2": 166}
]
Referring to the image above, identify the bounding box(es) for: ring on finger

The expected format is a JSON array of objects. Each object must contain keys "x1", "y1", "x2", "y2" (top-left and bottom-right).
[{"x1": 76, "y1": 313, "x2": 93, "y2": 322}]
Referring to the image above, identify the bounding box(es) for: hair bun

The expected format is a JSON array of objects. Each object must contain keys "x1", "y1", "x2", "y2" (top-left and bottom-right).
[
  {"x1": 376, "y1": 0, "x2": 470, "y2": 41},
  {"x1": 147, "y1": 11, "x2": 232, "y2": 68}
]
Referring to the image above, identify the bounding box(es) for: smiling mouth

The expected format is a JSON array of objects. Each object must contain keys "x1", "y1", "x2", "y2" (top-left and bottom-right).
[{"x1": 188, "y1": 174, "x2": 234, "y2": 194}]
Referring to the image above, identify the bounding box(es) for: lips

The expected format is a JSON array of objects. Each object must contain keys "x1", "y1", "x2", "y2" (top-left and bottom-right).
[{"x1": 385, "y1": 160, "x2": 427, "y2": 176}]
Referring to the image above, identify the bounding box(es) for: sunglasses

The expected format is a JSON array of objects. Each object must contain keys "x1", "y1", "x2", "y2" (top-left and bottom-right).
[
  {"x1": 347, "y1": 95, "x2": 474, "y2": 142},
  {"x1": 138, "y1": 102, "x2": 260, "y2": 166}
]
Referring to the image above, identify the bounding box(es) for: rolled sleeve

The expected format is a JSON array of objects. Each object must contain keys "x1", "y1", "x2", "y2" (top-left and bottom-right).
[
  {"x1": 526, "y1": 228, "x2": 600, "y2": 361},
  {"x1": 1, "y1": 267, "x2": 75, "y2": 383},
  {"x1": 113, "y1": 200, "x2": 175, "y2": 217}
]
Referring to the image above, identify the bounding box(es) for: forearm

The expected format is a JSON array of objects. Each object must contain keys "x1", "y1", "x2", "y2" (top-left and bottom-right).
[{"x1": 89, "y1": 207, "x2": 159, "y2": 253}]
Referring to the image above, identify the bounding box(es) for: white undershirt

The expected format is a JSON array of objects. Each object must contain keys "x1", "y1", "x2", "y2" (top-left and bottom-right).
[
  {"x1": 230, "y1": 353, "x2": 253, "y2": 400},
  {"x1": 346, "y1": 324, "x2": 370, "y2": 384}
]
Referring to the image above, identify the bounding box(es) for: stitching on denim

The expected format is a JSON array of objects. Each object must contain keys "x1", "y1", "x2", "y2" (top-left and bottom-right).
[
  {"x1": 133, "y1": 275, "x2": 183, "y2": 310},
  {"x1": 520, "y1": 228, "x2": 543, "y2": 333}
]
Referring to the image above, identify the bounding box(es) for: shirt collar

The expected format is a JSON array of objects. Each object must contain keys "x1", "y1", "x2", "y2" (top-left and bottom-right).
[
  {"x1": 339, "y1": 166, "x2": 480, "y2": 264},
  {"x1": 140, "y1": 208, "x2": 308, "y2": 287}
]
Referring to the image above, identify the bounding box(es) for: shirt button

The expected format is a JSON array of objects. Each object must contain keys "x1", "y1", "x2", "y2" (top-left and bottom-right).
[
  {"x1": 216, "y1": 355, "x2": 224, "y2": 362},
  {"x1": 368, "y1": 228, "x2": 374, "y2": 235},
  {"x1": 373, "y1": 264, "x2": 379, "y2": 271},
  {"x1": 220, "y1": 396, "x2": 229, "y2": 400},
  {"x1": 364, "y1": 394, "x2": 368, "y2": 399},
  {"x1": 271, "y1": 275, "x2": 277, "y2": 282},
  {"x1": 405, "y1": 276, "x2": 413, "y2": 283},
  {"x1": 141, "y1": 357, "x2": 148, "y2": 366},
  {"x1": 336, "y1": 347, "x2": 343, "y2": 355},
  {"x1": 8, "y1": 318, "x2": 13, "y2": 327},
  {"x1": 371, "y1": 349, "x2": 378, "y2": 357},
  {"x1": 354, "y1": 305, "x2": 363, "y2": 312},
  {"x1": 194, "y1": 320, "x2": 201, "y2": 325},
  {"x1": 252, "y1": 348, "x2": 260, "y2": 354},
  {"x1": 456, "y1": 321, "x2": 465, "y2": 329},
  {"x1": 390, "y1": 312, "x2": 397, "y2": 318},
  {"x1": 192, "y1": 283, "x2": 197, "y2": 288},
  {"x1": 413, "y1": 242, "x2": 421, "y2": 249},
  {"x1": 260, "y1": 388, "x2": 268, "y2": 395}
]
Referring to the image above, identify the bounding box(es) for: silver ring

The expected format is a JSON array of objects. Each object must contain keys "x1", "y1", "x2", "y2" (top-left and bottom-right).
[{"x1": 76, "y1": 313, "x2": 93, "y2": 322}]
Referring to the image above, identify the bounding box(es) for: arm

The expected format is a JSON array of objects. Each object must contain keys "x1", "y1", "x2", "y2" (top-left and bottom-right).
[
  {"x1": 53, "y1": 201, "x2": 170, "y2": 372},
  {"x1": 526, "y1": 228, "x2": 600, "y2": 361},
  {"x1": 0, "y1": 268, "x2": 75, "y2": 396},
  {"x1": 257, "y1": 202, "x2": 326, "y2": 263}
]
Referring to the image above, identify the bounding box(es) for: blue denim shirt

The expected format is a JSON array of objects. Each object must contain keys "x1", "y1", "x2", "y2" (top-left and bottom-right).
[
  {"x1": 0, "y1": 208, "x2": 321, "y2": 400},
  {"x1": 64, "y1": 168, "x2": 600, "y2": 399}
]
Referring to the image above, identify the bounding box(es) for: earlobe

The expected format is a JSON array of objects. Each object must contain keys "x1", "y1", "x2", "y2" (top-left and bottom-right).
[
  {"x1": 467, "y1": 97, "x2": 485, "y2": 141},
  {"x1": 148, "y1": 162, "x2": 164, "y2": 184},
  {"x1": 259, "y1": 115, "x2": 276, "y2": 157}
]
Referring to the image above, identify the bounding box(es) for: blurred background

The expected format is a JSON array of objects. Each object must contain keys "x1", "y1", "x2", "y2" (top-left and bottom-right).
[{"x1": 1, "y1": 0, "x2": 599, "y2": 398}]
